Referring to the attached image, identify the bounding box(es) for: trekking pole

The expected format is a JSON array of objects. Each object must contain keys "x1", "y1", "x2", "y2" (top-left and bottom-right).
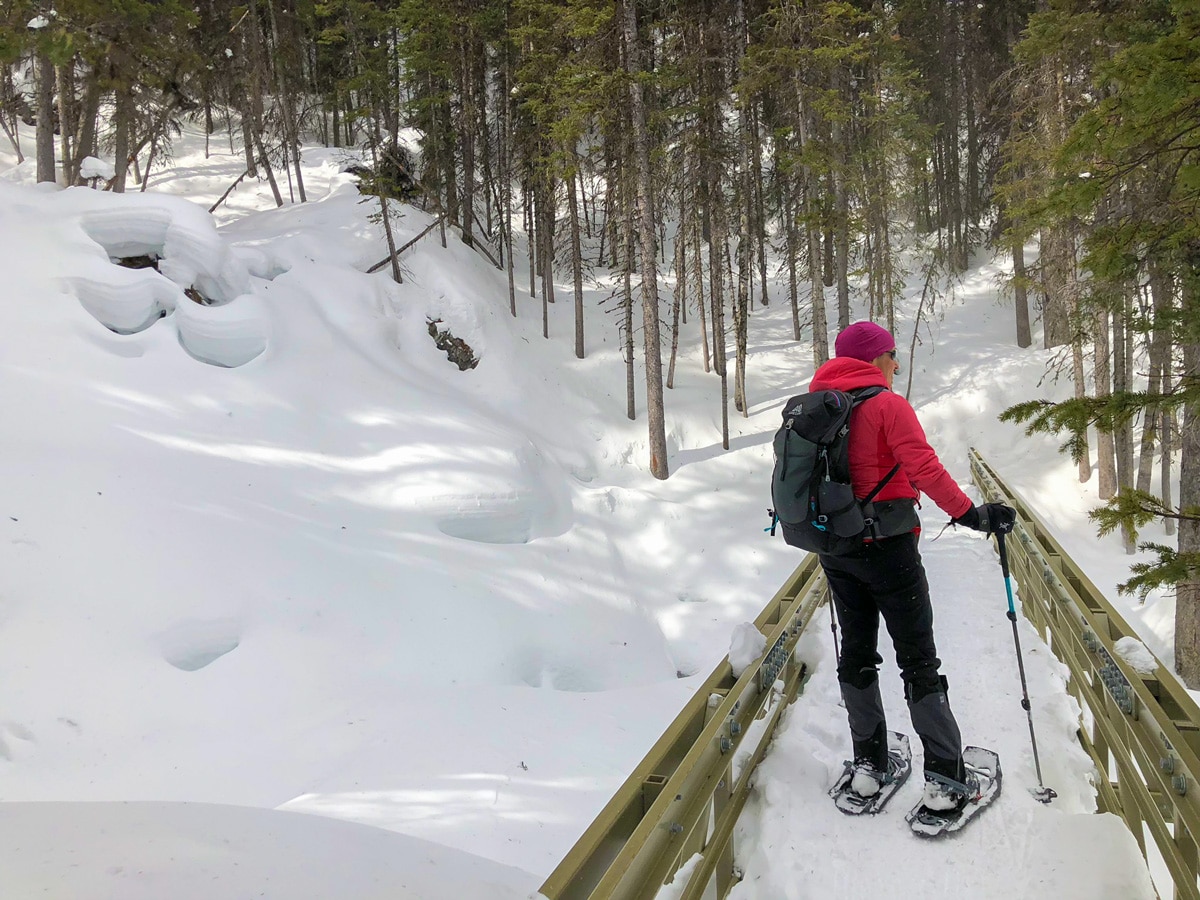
[
  {"x1": 827, "y1": 585, "x2": 842, "y2": 666},
  {"x1": 996, "y1": 530, "x2": 1057, "y2": 804}
]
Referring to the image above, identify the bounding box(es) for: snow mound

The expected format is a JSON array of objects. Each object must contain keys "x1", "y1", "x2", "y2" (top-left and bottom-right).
[
  {"x1": 174, "y1": 291, "x2": 269, "y2": 367},
  {"x1": 78, "y1": 156, "x2": 115, "y2": 180},
  {"x1": 0, "y1": 801, "x2": 537, "y2": 900},
  {"x1": 1115, "y1": 636, "x2": 1157, "y2": 675},
  {"x1": 729, "y1": 622, "x2": 767, "y2": 677},
  {"x1": 157, "y1": 618, "x2": 242, "y2": 672},
  {"x1": 66, "y1": 256, "x2": 179, "y2": 334},
  {"x1": 431, "y1": 443, "x2": 572, "y2": 544},
  {"x1": 64, "y1": 187, "x2": 249, "y2": 302}
]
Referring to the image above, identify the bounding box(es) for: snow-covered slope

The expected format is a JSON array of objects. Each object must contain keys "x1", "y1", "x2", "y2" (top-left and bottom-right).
[{"x1": 0, "y1": 134, "x2": 1171, "y2": 897}]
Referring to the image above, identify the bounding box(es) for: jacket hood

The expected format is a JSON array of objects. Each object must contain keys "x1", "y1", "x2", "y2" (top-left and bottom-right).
[{"x1": 809, "y1": 357, "x2": 890, "y2": 393}]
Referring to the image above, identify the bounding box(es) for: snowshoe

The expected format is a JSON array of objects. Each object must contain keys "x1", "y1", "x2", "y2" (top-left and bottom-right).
[
  {"x1": 906, "y1": 746, "x2": 1001, "y2": 837},
  {"x1": 829, "y1": 731, "x2": 912, "y2": 815}
]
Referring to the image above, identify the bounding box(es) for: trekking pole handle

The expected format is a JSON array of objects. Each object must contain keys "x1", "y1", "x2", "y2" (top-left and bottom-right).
[{"x1": 996, "y1": 530, "x2": 1011, "y2": 579}]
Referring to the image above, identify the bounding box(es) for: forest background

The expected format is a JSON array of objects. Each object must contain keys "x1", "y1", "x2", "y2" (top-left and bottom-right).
[{"x1": 2, "y1": 0, "x2": 1198, "y2": 683}]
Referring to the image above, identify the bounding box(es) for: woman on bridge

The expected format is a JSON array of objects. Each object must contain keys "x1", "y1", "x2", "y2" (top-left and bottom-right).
[{"x1": 811, "y1": 321, "x2": 1016, "y2": 814}]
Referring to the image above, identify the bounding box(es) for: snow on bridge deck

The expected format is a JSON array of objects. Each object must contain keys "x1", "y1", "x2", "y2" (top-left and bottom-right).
[{"x1": 723, "y1": 527, "x2": 1156, "y2": 900}]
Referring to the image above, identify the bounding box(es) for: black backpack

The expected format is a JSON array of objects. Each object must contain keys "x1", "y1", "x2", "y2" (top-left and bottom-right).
[{"x1": 768, "y1": 386, "x2": 900, "y2": 555}]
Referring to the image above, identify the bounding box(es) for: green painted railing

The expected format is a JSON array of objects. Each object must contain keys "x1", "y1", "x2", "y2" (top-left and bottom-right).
[
  {"x1": 970, "y1": 447, "x2": 1198, "y2": 900},
  {"x1": 538, "y1": 552, "x2": 828, "y2": 900}
]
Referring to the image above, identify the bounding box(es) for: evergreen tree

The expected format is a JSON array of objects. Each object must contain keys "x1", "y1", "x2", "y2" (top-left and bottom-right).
[{"x1": 1002, "y1": 0, "x2": 1200, "y2": 685}]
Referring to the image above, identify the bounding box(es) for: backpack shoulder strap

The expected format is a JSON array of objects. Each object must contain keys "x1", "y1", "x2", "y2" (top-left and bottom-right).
[
  {"x1": 844, "y1": 385, "x2": 900, "y2": 501},
  {"x1": 848, "y1": 384, "x2": 888, "y2": 405}
]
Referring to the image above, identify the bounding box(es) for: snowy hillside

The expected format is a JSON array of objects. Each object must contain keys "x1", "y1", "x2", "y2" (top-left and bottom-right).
[{"x1": 0, "y1": 133, "x2": 1172, "y2": 897}]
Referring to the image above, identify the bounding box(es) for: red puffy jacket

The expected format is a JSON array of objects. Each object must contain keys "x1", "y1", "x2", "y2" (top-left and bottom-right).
[{"x1": 809, "y1": 357, "x2": 973, "y2": 520}]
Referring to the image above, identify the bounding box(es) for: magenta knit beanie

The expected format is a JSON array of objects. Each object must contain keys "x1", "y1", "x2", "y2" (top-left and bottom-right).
[{"x1": 834, "y1": 321, "x2": 895, "y2": 362}]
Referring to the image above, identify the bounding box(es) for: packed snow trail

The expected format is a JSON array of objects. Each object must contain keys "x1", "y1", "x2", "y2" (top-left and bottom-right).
[{"x1": 726, "y1": 527, "x2": 1157, "y2": 900}]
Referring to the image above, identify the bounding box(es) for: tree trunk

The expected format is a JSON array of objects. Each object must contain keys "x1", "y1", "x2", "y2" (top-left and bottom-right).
[
  {"x1": 1138, "y1": 265, "x2": 1171, "y2": 493},
  {"x1": 622, "y1": 177, "x2": 636, "y2": 422},
  {"x1": 693, "y1": 211, "x2": 710, "y2": 374},
  {"x1": 459, "y1": 47, "x2": 476, "y2": 249},
  {"x1": 111, "y1": 87, "x2": 132, "y2": 193},
  {"x1": 253, "y1": 130, "x2": 284, "y2": 207},
  {"x1": 1174, "y1": 250, "x2": 1200, "y2": 686},
  {"x1": 832, "y1": 68, "x2": 850, "y2": 330},
  {"x1": 262, "y1": 0, "x2": 305, "y2": 202},
  {"x1": 797, "y1": 83, "x2": 829, "y2": 366},
  {"x1": 502, "y1": 32, "x2": 516, "y2": 318},
  {"x1": 525, "y1": 179, "x2": 536, "y2": 295},
  {"x1": 733, "y1": 0, "x2": 751, "y2": 416},
  {"x1": 1175, "y1": 345, "x2": 1200, "y2": 683},
  {"x1": 1013, "y1": 240, "x2": 1032, "y2": 348},
  {"x1": 787, "y1": 199, "x2": 801, "y2": 342},
  {"x1": 567, "y1": 157, "x2": 585, "y2": 359},
  {"x1": 1093, "y1": 309, "x2": 1117, "y2": 499},
  {"x1": 55, "y1": 63, "x2": 75, "y2": 186},
  {"x1": 541, "y1": 179, "x2": 555, "y2": 314},
  {"x1": 1072, "y1": 336, "x2": 1091, "y2": 483},
  {"x1": 667, "y1": 213, "x2": 684, "y2": 390},
  {"x1": 1112, "y1": 299, "x2": 1135, "y2": 551},
  {"x1": 623, "y1": 0, "x2": 668, "y2": 479},
  {"x1": 1163, "y1": 362, "x2": 1176, "y2": 538},
  {"x1": 1042, "y1": 227, "x2": 1073, "y2": 349},
  {"x1": 35, "y1": 48, "x2": 55, "y2": 183},
  {"x1": 750, "y1": 102, "x2": 769, "y2": 308}
]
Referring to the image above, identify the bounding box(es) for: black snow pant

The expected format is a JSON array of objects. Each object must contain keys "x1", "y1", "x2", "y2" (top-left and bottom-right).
[{"x1": 819, "y1": 531, "x2": 965, "y2": 783}]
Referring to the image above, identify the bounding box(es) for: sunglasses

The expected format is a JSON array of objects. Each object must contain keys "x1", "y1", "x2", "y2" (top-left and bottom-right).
[{"x1": 886, "y1": 349, "x2": 898, "y2": 360}]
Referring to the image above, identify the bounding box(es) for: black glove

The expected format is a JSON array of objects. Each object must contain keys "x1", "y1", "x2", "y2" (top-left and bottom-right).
[{"x1": 954, "y1": 502, "x2": 1016, "y2": 535}]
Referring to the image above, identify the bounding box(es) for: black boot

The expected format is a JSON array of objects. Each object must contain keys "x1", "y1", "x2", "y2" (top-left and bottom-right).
[{"x1": 853, "y1": 722, "x2": 889, "y2": 772}]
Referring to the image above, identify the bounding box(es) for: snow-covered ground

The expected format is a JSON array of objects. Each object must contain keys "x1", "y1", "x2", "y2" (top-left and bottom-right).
[{"x1": 0, "y1": 130, "x2": 1173, "y2": 898}]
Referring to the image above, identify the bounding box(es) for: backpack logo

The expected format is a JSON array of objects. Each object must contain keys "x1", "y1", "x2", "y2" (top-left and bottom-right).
[{"x1": 768, "y1": 386, "x2": 898, "y2": 555}]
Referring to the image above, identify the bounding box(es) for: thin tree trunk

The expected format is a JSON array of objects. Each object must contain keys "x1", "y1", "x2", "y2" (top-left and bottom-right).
[
  {"x1": 1071, "y1": 336, "x2": 1091, "y2": 483},
  {"x1": 694, "y1": 211, "x2": 710, "y2": 374},
  {"x1": 797, "y1": 83, "x2": 828, "y2": 366},
  {"x1": 733, "y1": 2, "x2": 751, "y2": 417},
  {"x1": 502, "y1": 31, "x2": 516, "y2": 317},
  {"x1": 1013, "y1": 240, "x2": 1032, "y2": 348},
  {"x1": 1094, "y1": 309, "x2": 1118, "y2": 499},
  {"x1": 140, "y1": 138, "x2": 158, "y2": 191},
  {"x1": 832, "y1": 68, "x2": 850, "y2": 330},
  {"x1": 782, "y1": 167, "x2": 801, "y2": 341},
  {"x1": 623, "y1": 177, "x2": 636, "y2": 421},
  {"x1": 1112, "y1": 298, "x2": 1135, "y2": 551},
  {"x1": 459, "y1": 47, "x2": 476, "y2": 249},
  {"x1": 1139, "y1": 266, "x2": 1171, "y2": 493},
  {"x1": 667, "y1": 211, "x2": 684, "y2": 390},
  {"x1": 263, "y1": 0, "x2": 305, "y2": 202},
  {"x1": 241, "y1": 106, "x2": 257, "y2": 177},
  {"x1": 1163, "y1": 360, "x2": 1176, "y2": 538},
  {"x1": 55, "y1": 63, "x2": 75, "y2": 186},
  {"x1": 541, "y1": 178, "x2": 555, "y2": 315},
  {"x1": 623, "y1": 0, "x2": 668, "y2": 479},
  {"x1": 253, "y1": 131, "x2": 284, "y2": 207},
  {"x1": 751, "y1": 103, "x2": 769, "y2": 308},
  {"x1": 568, "y1": 157, "x2": 585, "y2": 359}
]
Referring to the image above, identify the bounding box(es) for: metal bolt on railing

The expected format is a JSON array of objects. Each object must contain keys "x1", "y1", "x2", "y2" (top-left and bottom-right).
[
  {"x1": 720, "y1": 737, "x2": 732, "y2": 754},
  {"x1": 1174, "y1": 775, "x2": 1189, "y2": 797},
  {"x1": 1162, "y1": 756, "x2": 1175, "y2": 774},
  {"x1": 669, "y1": 822, "x2": 683, "y2": 835}
]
